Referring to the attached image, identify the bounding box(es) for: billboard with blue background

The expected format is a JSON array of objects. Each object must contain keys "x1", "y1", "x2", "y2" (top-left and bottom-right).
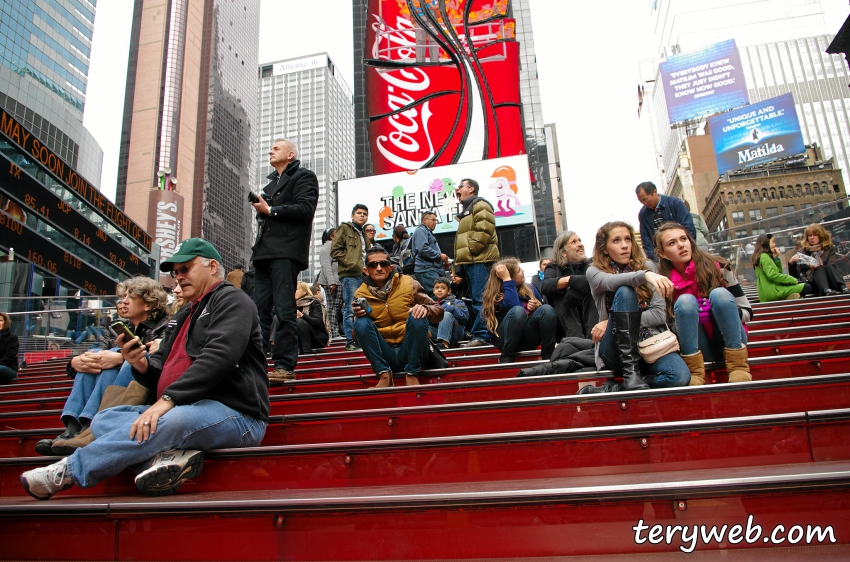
[
  {"x1": 660, "y1": 39, "x2": 749, "y2": 124},
  {"x1": 708, "y1": 93, "x2": 806, "y2": 174}
]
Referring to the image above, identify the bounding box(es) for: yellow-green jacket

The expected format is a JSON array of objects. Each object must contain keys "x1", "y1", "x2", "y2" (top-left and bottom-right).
[
  {"x1": 453, "y1": 197, "x2": 499, "y2": 265},
  {"x1": 353, "y1": 272, "x2": 443, "y2": 345}
]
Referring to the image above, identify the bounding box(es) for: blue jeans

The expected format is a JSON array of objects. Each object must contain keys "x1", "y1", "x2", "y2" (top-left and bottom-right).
[
  {"x1": 415, "y1": 269, "x2": 442, "y2": 299},
  {"x1": 354, "y1": 315, "x2": 431, "y2": 374},
  {"x1": 253, "y1": 258, "x2": 299, "y2": 370},
  {"x1": 494, "y1": 305, "x2": 558, "y2": 359},
  {"x1": 67, "y1": 326, "x2": 101, "y2": 345},
  {"x1": 465, "y1": 263, "x2": 491, "y2": 341},
  {"x1": 341, "y1": 276, "x2": 362, "y2": 347},
  {"x1": 0, "y1": 365, "x2": 16, "y2": 382},
  {"x1": 674, "y1": 289, "x2": 747, "y2": 361},
  {"x1": 62, "y1": 351, "x2": 133, "y2": 423},
  {"x1": 66, "y1": 400, "x2": 267, "y2": 488},
  {"x1": 599, "y1": 286, "x2": 690, "y2": 388},
  {"x1": 434, "y1": 313, "x2": 465, "y2": 346}
]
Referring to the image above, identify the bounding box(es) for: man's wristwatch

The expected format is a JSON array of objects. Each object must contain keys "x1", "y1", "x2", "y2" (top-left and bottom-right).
[
  {"x1": 269, "y1": 206, "x2": 277, "y2": 217},
  {"x1": 161, "y1": 394, "x2": 174, "y2": 404}
]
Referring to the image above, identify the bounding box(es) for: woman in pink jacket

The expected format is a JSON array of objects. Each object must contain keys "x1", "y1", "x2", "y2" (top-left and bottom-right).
[{"x1": 653, "y1": 222, "x2": 753, "y2": 386}]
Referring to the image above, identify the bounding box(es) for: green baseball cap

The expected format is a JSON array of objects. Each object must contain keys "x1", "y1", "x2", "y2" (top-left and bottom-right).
[{"x1": 159, "y1": 238, "x2": 223, "y2": 272}]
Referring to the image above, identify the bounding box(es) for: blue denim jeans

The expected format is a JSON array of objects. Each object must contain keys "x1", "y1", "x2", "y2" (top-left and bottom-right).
[
  {"x1": 253, "y1": 258, "x2": 299, "y2": 370},
  {"x1": 599, "y1": 286, "x2": 690, "y2": 388},
  {"x1": 0, "y1": 365, "x2": 16, "y2": 382},
  {"x1": 341, "y1": 276, "x2": 362, "y2": 347},
  {"x1": 433, "y1": 312, "x2": 465, "y2": 346},
  {"x1": 465, "y1": 263, "x2": 491, "y2": 341},
  {"x1": 66, "y1": 400, "x2": 267, "y2": 488},
  {"x1": 415, "y1": 269, "x2": 442, "y2": 299},
  {"x1": 62, "y1": 351, "x2": 134, "y2": 423},
  {"x1": 494, "y1": 304, "x2": 558, "y2": 359},
  {"x1": 354, "y1": 315, "x2": 431, "y2": 374},
  {"x1": 674, "y1": 289, "x2": 747, "y2": 361}
]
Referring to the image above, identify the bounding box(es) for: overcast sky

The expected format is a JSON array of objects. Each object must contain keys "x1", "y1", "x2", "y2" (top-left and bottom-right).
[{"x1": 83, "y1": 0, "x2": 850, "y2": 249}]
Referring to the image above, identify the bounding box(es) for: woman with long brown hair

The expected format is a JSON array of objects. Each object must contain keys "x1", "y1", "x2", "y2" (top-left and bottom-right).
[
  {"x1": 752, "y1": 234, "x2": 808, "y2": 302},
  {"x1": 654, "y1": 223, "x2": 753, "y2": 385},
  {"x1": 480, "y1": 257, "x2": 557, "y2": 363},
  {"x1": 789, "y1": 223, "x2": 848, "y2": 296},
  {"x1": 580, "y1": 221, "x2": 689, "y2": 394}
]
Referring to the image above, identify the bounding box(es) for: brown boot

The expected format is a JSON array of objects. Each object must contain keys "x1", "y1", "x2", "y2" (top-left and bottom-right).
[
  {"x1": 268, "y1": 368, "x2": 296, "y2": 383},
  {"x1": 372, "y1": 372, "x2": 393, "y2": 389},
  {"x1": 115, "y1": 381, "x2": 151, "y2": 406},
  {"x1": 724, "y1": 347, "x2": 752, "y2": 383},
  {"x1": 51, "y1": 427, "x2": 94, "y2": 456},
  {"x1": 405, "y1": 374, "x2": 421, "y2": 386},
  {"x1": 681, "y1": 351, "x2": 705, "y2": 386}
]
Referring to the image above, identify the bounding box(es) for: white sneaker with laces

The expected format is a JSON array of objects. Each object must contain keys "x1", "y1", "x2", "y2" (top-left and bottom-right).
[
  {"x1": 21, "y1": 458, "x2": 73, "y2": 500},
  {"x1": 135, "y1": 449, "x2": 205, "y2": 496}
]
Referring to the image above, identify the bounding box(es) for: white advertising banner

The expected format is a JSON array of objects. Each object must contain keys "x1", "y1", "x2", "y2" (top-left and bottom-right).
[{"x1": 337, "y1": 155, "x2": 534, "y2": 240}]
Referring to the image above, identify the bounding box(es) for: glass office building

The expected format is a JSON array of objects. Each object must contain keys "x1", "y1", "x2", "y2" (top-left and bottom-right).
[
  {"x1": 257, "y1": 54, "x2": 356, "y2": 282},
  {"x1": 116, "y1": 0, "x2": 260, "y2": 272},
  {"x1": 0, "y1": 0, "x2": 104, "y2": 188}
]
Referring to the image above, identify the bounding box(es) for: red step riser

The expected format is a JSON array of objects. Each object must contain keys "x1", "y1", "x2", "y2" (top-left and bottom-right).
[
  {"x1": 1, "y1": 421, "x2": 832, "y2": 499},
  {"x1": 1, "y1": 489, "x2": 848, "y2": 560}
]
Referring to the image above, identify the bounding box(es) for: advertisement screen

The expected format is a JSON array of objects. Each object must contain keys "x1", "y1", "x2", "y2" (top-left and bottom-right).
[
  {"x1": 337, "y1": 155, "x2": 534, "y2": 238},
  {"x1": 364, "y1": 0, "x2": 526, "y2": 175},
  {"x1": 660, "y1": 39, "x2": 749, "y2": 124},
  {"x1": 708, "y1": 93, "x2": 806, "y2": 174}
]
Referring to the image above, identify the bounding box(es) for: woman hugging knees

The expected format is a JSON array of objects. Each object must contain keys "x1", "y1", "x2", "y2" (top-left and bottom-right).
[
  {"x1": 654, "y1": 222, "x2": 753, "y2": 385},
  {"x1": 579, "y1": 221, "x2": 690, "y2": 394}
]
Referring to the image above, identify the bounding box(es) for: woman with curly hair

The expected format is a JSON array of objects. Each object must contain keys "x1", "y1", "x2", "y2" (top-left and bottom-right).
[
  {"x1": 654, "y1": 222, "x2": 753, "y2": 386},
  {"x1": 480, "y1": 257, "x2": 557, "y2": 363},
  {"x1": 789, "y1": 223, "x2": 848, "y2": 296},
  {"x1": 37, "y1": 277, "x2": 172, "y2": 456},
  {"x1": 580, "y1": 221, "x2": 690, "y2": 394}
]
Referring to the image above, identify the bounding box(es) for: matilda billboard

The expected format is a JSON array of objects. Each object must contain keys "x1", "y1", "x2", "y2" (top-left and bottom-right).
[
  {"x1": 364, "y1": 0, "x2": 526, "y2": 174},
  {"x1": 660, "y1": 39, "x2": 749, "y2": 124},
  {"x1": 337, "y1": 155, "x2": 534, "y2": 237},
  {"x1": 708, "y1": 93, "x2": 806, "y2": 174}
]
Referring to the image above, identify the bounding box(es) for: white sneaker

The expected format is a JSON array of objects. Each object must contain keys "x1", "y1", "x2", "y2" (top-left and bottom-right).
[
  {"x1": 21, "y1": 458, "x2": 73, "y2": 500},
  {"x1": 135, "y1": 449, "x2": 205, "y2": 496}
]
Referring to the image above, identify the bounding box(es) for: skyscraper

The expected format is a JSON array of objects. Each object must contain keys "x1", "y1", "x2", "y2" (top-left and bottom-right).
[
  {"x1": 115, "y1": 0, "x2": 260, "y2": 271},
  {"x1": 351, "y1": 0, "x2": 564, "y2": 251},
  {"x1": 256, "y1": 54, "x2": 355, "y2": 282},
  {"x1": 0, "y1": 0, "x2": 104, "y2": 187},
  {"x1": 639, "y1": 0, "x2": 850, "y2": 208}
]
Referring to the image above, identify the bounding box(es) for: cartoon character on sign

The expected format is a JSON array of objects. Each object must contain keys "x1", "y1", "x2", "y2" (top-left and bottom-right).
[
  {"x1": 488, "y1": 165, "x2": 520, "y2": 217},
  {"x1": 379, "y1": 206, "x2": 394, "y2": 231}
]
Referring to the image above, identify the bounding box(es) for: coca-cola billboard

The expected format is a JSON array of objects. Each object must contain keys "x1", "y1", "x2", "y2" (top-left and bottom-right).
[{"x1": 365, "y1": 0, "x2": 525, "y2": 174}]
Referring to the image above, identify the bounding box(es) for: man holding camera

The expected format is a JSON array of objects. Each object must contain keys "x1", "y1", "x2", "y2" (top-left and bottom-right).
[
  {"x1": 353, "y1": 246, "x2": 444, "y2": 388},
  {"x1": 250, "y1": 139, "x2": 318, "y2": 381}
]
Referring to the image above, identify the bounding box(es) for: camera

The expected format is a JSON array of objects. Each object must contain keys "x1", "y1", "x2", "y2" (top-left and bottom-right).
[
  {"x1": 353, "y1": 297, "x2": 372, "y2": 314},
  {"x1": 248, "y1": 192, "x2": 271, "y2": 205}
]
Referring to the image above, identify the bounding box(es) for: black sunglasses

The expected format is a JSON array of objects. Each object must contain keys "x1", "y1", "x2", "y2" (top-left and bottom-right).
[
  {"x1": 169, "y1": 262, "x2": 195, "y2": 278},
  {"x1": 365, "y1": 229, "x2": 376, "y2": 233},
  {"x1": 365, "y1": 260, "x2": 391, "y2": 269}
]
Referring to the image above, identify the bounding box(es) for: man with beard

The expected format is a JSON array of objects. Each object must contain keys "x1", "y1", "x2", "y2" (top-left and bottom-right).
[{"x1": 541, "y1": 231, "x2": 599, "y2": 340}]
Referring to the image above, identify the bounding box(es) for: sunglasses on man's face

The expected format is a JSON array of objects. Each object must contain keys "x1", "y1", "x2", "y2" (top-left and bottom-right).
[
  {"x1": 169, "y1": 262, "x2": 196, "y2": 278},
  {"x1": 366, "y1": 260, "x2": 391, "y2": 269}
]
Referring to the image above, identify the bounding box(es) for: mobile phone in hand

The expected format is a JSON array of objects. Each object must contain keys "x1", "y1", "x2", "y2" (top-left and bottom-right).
[{"x1": 111, "y1": 321, "x2": 141, "y2": 349}]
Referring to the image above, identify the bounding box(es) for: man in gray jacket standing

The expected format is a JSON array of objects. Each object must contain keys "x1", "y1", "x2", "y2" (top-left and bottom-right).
[{"x1": 410, "y1": 211, "x2": 448, "y2": 298}]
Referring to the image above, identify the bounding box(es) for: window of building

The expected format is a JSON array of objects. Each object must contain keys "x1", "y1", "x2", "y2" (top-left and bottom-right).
[
  {"x1": 749, "y1": 209, "x2": 762, "y2": 221},
  {"x1": 800, "y1": 203, "x2": 812, "y2": 210},
  {"x1": 765, "y1": 207, "x2": 779, "y2": 218},
  {"x1": 735, "y1": 230, "x2": 749, "y2": 239},
  {"x1": 783, "y1": 205, "x2": 796, "y2": 214},
  {"x1": 731, "y1": 211, "x2": 744, "y2": 224}
]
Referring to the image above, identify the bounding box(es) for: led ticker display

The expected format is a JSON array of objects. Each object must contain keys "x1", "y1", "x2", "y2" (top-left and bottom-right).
[
  {"x1": 0, "y1": 152, "x2": 150, "y2": 277},
  {"x1": 0, "y1": 108, "x2": 151, "y2": 251},
  {"x1": 0, "y1": 209, "x2": 116, "y2": 296},
  {"x1": 660, "y1": 39, "x2": 749, "y2": 124}
]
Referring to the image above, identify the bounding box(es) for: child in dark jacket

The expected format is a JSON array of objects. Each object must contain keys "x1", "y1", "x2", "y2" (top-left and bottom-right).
[{"x1": 431, "y1": 277, "x2": 469, "y2": 348}]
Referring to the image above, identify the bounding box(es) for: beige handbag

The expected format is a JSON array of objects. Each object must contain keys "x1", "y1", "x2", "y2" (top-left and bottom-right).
[{"x1": 638, "y1": 327, "x2": 680, "y2": 364}]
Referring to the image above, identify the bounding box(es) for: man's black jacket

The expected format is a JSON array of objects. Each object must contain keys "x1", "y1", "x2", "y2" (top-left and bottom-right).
[
  {"x1": 251, "y1": 159, "x2": 319, "y2": 270},
  {"x1": 131, "y1": 282, "x2": 270, "y2": 422},
  {"x1": 541, "y1": 260, "x2": 598, "y2": 340}
]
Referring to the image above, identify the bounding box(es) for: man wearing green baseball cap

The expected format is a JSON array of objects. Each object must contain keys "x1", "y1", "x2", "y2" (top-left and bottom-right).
[{"x1": 21, "y1": 238, "x2": 270, "y2": 500}]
